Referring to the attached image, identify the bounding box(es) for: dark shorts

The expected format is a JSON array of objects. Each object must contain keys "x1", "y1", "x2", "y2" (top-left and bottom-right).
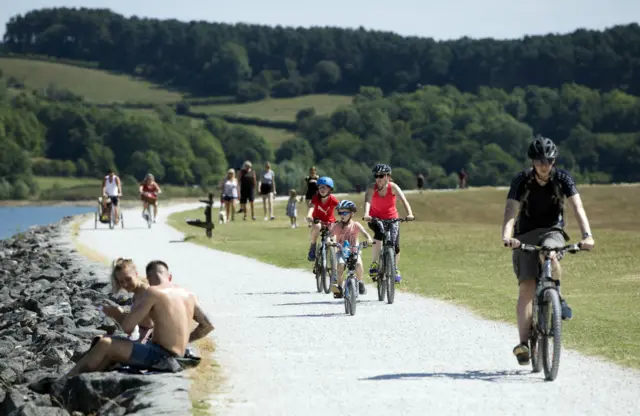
[
  {"x1": 368, "y1": 221, "x2": 401, "y2": 254},
  {"x1": 223, "y1": 195, "x2": 237, "y2": 202},
  {"x1": 125, "y1": 341, "x2": 176, "y2": 369},
  {"x1": 260, "y1": 183, "x2": 273, "y2": 195},
  {"x1": 240, "y1": 189, "x2": 255, "y2": 204},
  {"x1": 512, "y1": 228, "x2": 567, "y2": 282},
  {"x1": 107, "y1": 196, "x2": 119, "y2": 206}
]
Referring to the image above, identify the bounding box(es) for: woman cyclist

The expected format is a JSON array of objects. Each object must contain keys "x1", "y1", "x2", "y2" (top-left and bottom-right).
[
  {"x1": 305, "y1": 176, "x2": 339, "y2": 262},
  {"x1": 139, "y1": 173, "x2": 161, "y2": 222},
  {"x1": 363, "y1": 164, "x2": 414, "y2": 283},
  {"x1": 328, "y1": 200, "x2": 373, "y2": 299}
]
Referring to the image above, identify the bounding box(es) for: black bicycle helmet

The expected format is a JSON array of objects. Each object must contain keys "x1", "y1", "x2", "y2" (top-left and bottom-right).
[
  {"x1": 372, "y1": 163, "x2": 392, "y2": 175},
  {"x1": 527, "y1": 135, "x2": 558, "y2": 160}
]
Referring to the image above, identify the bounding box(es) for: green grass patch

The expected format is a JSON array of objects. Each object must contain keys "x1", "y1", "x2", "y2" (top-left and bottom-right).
[
  {"x1": 169, "y1": 185, "x2": 640, "y2": 369},
  {"x1": 0, "y1": 58, "x2": 184, "y2": 103},
  {"x1": 191, "y1": 94, "x2": 353, "y2": 122}
]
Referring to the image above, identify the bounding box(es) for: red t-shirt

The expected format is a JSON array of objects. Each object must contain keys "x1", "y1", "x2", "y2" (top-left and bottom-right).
[
  {"x1": 311, "y1": 194, "x2": 339, "y2": 223},
  {"x1": 141, "y1": 182, "x2": 159, "y2": 195}
]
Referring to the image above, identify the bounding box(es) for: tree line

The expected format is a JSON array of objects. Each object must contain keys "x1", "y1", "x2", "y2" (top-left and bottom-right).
[{"x1": 3, "y1": 7, "x2": 640, "y2": 100}]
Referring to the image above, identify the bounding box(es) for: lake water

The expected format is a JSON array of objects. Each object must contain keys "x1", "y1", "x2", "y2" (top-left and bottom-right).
[{"x1": 0, "y1": 205, "x2": 95, "y2": 240}]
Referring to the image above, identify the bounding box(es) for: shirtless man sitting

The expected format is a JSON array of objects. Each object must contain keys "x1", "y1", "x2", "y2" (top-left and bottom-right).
[{"x1": 62, "y1": 260, "x2": 214, "y2": 378}]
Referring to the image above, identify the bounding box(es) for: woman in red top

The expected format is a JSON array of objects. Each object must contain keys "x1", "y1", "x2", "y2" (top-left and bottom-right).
[
  {"x1": 305, "y1": 176, "x2": 339, "y2": 262},
  {"x1": 139, "y1": 173, "x2": 162, "y2": 222},
  {"x1": 363, "y1": 164, "x2": 414, "y2": 283}
]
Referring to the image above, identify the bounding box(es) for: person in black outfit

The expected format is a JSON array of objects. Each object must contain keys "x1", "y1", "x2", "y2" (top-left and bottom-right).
[
  {"x1": 416, "y1": 173, "x2": 425, "y2": 193},
  {"x1": 501, "y1": 136, "x2": 595, "y2": 366},
  {"x1": 301, "y1": 166, "x2": 320, "y2": 227},
  {"x1": 238, "y1": 160, "x2": 257, "y2": 220}
]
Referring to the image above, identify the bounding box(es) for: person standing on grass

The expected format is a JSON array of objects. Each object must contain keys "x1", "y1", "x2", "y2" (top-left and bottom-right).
[
  {"x1": 259, "y1": 161, "x2": 276, "y2": 220},
  {"x1": 286, "y1": 189, "x2": 299, "y2": 228},
  {"x1": 501, "y1": 135, "x2": 595, "y2": 367},
  {"x1": 238, "y1": 161, "x2": 257, "y2": 221},
  {"x1": 302, "y1": 166, "x2": 320, "y2": 226},
  {"x1": 221, "y1": 168, "x2": 239, "y2": 222},
  {"x1": 416, "y1": 173, "x2": 425, "y2": 193},
  {"x1": 458, "y1": 168, "x2": 468, "y2": 189}
]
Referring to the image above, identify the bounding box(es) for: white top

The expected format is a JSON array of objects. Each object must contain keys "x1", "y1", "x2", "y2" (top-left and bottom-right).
[
  {"x1": 104, "y1": 175, "x2": 119, "y2": 196},
  {"x1": 262, "y1": 170, "x2": 274, "y2": 185},
  {"x1": 223, "y1": 179, "x2": 238, "y2": 198}
]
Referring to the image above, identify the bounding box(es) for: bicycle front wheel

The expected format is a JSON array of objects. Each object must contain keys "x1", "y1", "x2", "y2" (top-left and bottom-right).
[
  {"x1": 322, "y1": 244, "x2": 334, "y2": 294},
  {"x1": 385, "y1": 247, "x2": 396, "y2": 304},
  {"x1": 345, "y1": 278, "x2": 357, "y2": 316},
  {"x1": 540, "y1": 289, "x2": 562, "y2": 381},
  {"x1": 109, "y1": 205, "x2": 115, "y2": 229},
  {"x1": 314, "y1": 246, "x2": 323, "y2": 293}
]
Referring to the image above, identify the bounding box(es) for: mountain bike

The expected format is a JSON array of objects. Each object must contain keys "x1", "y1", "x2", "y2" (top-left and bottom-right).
[
  {"x1": 329, "y1": 241, "x2": 370, "y2": 316},
  {"x1": 368, "y1": 217, "x2": 413, "y2": 304},
  {"x1": 311, "y1": 218, "x2": 337, "y2": 294},
  {"x1": 141, "y1": 191, "x2": 160, "y2": 229},
  {"x1": 512, "y1": 243, "x2": 582, "y2": 381}
]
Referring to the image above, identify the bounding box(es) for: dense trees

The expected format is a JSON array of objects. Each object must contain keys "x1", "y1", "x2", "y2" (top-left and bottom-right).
[
  {"x1": 4, "y1": 8, "x2": 640, "y2": 98},
  {"x1": 1, "y1": 7, "x2": 639, "y2": 200}
]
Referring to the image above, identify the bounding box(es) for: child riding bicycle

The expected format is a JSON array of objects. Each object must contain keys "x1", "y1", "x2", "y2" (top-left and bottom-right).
[
  {"x1": 363, "y1": 164, "x2": 415, "y2": 283},
  {"x1": 139, "y1": 173, "x2": 162, "y2": 222},
  {"x1": 328, "y1": 200, "x2": 373, "y2": 299},
  {"x1": 305, "y1": 176, "x2": 339, "y2": 261}
]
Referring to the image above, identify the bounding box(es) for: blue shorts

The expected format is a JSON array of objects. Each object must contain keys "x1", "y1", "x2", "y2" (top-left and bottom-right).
[{"x1": 125, "y1": 342, "x2": 175, "y2": 369}]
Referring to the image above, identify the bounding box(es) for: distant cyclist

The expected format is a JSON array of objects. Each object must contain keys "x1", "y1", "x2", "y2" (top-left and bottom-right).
[
  {"x1": 305, "y1": 176, "x2": 339, "y2": 261},
  {"x1": 328, "y1": 200, "x2": 373, "y2": 299},
  {"x1": 139, "y1": 173, "x2": 161, "y2": 222},
  {"x1": 101, "y1": 169, "x2": 122, "y2": 225},
  {"x1": 363, "y1": 164, "x2": 414, "y2": 283},
  {"x1": 501, "y1": 135, "x2": 595, "y2": 366}
]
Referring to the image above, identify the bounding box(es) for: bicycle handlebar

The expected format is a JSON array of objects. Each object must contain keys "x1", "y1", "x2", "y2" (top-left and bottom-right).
[
  {"x1": 365, "y1": 217, "x2": 414, "y2": 223},
  {"x1": 509, "y1": 243, "x2": 582, "y2": 254}
]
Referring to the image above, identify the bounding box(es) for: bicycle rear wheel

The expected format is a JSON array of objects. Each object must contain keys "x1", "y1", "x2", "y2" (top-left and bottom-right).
[
  {"x1": 540, "y1": 289, "x2": 562, "y2": 381},
  {"x1": 385, "y1": 247, "x2": 396, "y2": 304},
  {"x1": 530, "y1": 332, "x2": 542, "y2": 373}
]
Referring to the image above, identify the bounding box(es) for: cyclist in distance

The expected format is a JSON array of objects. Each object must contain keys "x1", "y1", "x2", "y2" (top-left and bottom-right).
[
  {"x1": 328, "y1": 200, "x2": 374, "y2": 298},
  {"x1": 305, "y1": 176, "x2": 339, "y2": 261},
  {"x1": 363, "y1": 164, "x2": 414, "y2": 284},
  {"x1": 101, "y1": 169, "x2": 122, "y2": 225},
  {"x1": 139, "y1": 173, "x2": 161, "y2": 222},
  {"x1": 501, "y1": 135, "x2": 595, "y2": 365}
]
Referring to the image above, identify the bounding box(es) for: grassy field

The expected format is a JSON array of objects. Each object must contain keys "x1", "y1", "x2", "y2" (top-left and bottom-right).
[
  {"x1": 0, "y1": 57, "x2": 183, "y2": 103},
  {"x1": 191, "y1": 94, "x2": 353, "y2": 121},
  {"x1": 168, "y1": 185, "x2": 640, "y2": 369}
]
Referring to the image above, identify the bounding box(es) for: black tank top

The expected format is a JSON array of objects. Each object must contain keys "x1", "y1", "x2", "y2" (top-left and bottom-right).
[
  {"x1": 305, "y1": 175, "x2": 319, "y2": 198},
  {"x1": 241, "y1": 169, "x2": 255, "y2": 189}
]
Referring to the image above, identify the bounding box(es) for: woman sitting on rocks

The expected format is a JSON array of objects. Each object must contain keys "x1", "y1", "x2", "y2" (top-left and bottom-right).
[{"x1": 100, "y1": 258, "x2": 154, "y2": 342}]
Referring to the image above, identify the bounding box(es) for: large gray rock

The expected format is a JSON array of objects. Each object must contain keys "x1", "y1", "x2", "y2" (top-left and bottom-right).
[{"x1": 0, "y1": 220, "x2": 195, "y2": 415}]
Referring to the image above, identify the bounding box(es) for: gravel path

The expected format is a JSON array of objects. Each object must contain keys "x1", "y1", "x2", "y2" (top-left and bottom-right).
[{"x1": 76, "y1": 202, "x2": 640, "y2": 416}]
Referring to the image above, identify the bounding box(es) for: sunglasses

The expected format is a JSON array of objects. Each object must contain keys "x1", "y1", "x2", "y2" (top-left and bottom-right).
[
  {"x1": 374, "y1": 174, "x2": 387, "y2": 179},
  {"x1": 338, "y1": 211, "x2": 351, "y2": 216}
]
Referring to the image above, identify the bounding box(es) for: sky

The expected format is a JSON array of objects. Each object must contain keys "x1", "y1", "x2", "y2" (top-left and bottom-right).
[{"x1": 1, "y1": 0, "x2": 639, "y2": 41}]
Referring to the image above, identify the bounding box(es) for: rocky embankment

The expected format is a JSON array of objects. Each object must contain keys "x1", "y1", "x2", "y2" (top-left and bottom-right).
[{"x1": 0, "y1": 219, "x2": 191, "y2": 415}]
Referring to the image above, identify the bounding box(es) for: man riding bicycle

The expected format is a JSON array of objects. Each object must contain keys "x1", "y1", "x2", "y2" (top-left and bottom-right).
[
  {"x1": 139, "y1": 173, "x2": 162, "y2": 222},
  {"x1": 501, "y1": 136, "x2": 595, "y2": 366},
  {"x1": 101, "y1": 169, "x2": 122, "y2": 225}
]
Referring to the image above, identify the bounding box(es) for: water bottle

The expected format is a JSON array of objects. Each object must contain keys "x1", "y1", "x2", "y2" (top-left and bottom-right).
[{"x1": 342, "y1": 240, "x2": 351, "y2": 259}]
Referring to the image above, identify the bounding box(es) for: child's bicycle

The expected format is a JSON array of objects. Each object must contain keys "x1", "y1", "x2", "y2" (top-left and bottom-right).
[
  {"x1": 311, "y1": 218, "x2": 337, "y2": 294},
  {"x1": 329, "y1": 241, "x2": 370, "y2": 316}
]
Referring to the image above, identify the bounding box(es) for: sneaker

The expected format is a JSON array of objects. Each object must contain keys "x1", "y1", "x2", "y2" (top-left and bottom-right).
[
  {"x1": 331, "y1": 284, "x2": 343, "y2": 298},
  {"x1": 264, "y1": 216, "x2": 269, "y2": 221},
  {"x1": 358, "y1": 281, "x2": 367, "y2": 295},
  {"x1": 369, "y1": 262, "x2": 379, "y2": 280},
  {"x1": 561, "y1": 298, "x2": 573, "y2": 320},
  {"x1": 395, "y1": 269, "x2": 402, "y2": 283},
  {"x1": 308, "y1": 245, "x2": 317, "y2": 262},
  {"x1": 513, "y1": 343, "x2": 530, "y2": 366}
]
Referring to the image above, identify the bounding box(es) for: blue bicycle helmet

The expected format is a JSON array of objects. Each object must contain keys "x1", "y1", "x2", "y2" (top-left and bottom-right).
[
  {"x1": 317, "y1": 176, "x2": 334, "y2": 189},
  {"x1": 336, "y1": 200, "x2": 357, "y2": 212}
]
